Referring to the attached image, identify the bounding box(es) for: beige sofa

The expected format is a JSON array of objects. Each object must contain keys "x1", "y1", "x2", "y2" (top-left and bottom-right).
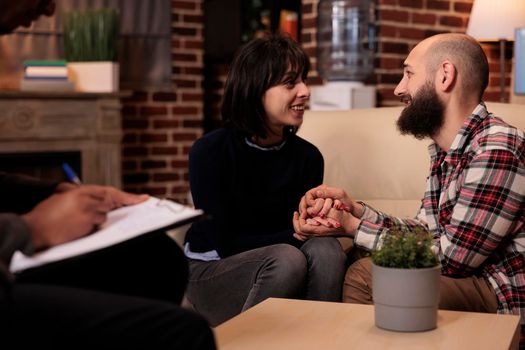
[
  {"x1": 174, "y1": 102, "x2": 523, "y2": 308},
  {"x1": 171, "y1": 102, "x2": 523, "y2": 248},
  {"x1": 297, "y1": 102, "x2": 525, "y2": 220}
]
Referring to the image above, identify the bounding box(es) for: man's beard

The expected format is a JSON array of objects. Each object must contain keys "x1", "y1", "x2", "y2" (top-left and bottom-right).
[{"x1": 396, "y1": 82, "x2": 445, "y2": 140}]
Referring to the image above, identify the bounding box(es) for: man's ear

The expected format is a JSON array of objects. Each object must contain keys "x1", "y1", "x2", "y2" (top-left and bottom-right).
[{"x1": 437, "y1": 60, "x2": 456, "y2": 92}]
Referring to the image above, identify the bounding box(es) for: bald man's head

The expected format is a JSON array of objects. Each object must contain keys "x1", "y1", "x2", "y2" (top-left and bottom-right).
[{"x1": 419, "y1": 33, "x2": 489, "y2": 101}]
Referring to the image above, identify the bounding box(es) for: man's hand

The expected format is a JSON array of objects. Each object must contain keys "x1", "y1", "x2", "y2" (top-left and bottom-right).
[
  {"x1": 102, "y1": 186, "x2": 149, "y2": 209},
  {"x1": 299, "y1": 185, "x2": 364, "y2": 219},
  {"x1": 23, "y1": 185, "x2": 148, "y2": 251},
  {"x1": 54, "y1": 182, "x2": 77, "y2": 193},
  {"x1": 55, "y1": 183, "x2": 149, "y2": 208}
]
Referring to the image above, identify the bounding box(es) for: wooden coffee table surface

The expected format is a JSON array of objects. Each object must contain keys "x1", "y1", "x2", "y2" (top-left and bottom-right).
[{"x1": 214, "y1": 298, "x2": 520, "y2": 350}]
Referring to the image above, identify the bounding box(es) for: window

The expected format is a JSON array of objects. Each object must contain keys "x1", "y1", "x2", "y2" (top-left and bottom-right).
[{"x1": 0, "y1": 0, "x2": 171, "y2": 90}]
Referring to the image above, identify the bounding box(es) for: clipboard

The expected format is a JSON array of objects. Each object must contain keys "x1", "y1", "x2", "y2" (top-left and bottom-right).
[{"x1": 9, "y1": 197, "x2": 203, "y2": 273}]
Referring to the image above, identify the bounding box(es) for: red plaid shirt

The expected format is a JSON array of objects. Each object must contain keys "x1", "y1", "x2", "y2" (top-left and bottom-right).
[{"x1": 354, "y1": 103, "x2": 525, "y2": 338}]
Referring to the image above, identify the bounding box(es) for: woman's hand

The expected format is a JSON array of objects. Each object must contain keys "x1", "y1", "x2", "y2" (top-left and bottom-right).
[
  {"x1": 298, "y1": 185, "x2": 363, "y2": 219},
  {"x1": 292, "y1": 207, "x2": 361, "y2": 240}
]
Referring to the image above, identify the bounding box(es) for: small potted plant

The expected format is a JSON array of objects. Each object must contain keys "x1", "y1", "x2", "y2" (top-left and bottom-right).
[
  {"x1": 372, "y1": 225, "x2": 440, "y2": 332},
  {"x1": 63, "y1": 8, "x2": 120, "y2": 92}
]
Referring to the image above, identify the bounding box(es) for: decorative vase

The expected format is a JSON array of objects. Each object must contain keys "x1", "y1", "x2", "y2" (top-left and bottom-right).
[
  {"x1": 372, "y1": 263, "x2": 441, "y2": 332},
  {"x1": 63, "y1": 8, "x2": 119, "y2": 93},
  {"x1": 67, "y1": 62, "x2": 119, "y2": 92}
]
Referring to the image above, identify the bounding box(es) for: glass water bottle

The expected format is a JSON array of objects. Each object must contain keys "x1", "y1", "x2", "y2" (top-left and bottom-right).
[{"x1": 317, "y1": 0, "x2": 376, "y2": 82}]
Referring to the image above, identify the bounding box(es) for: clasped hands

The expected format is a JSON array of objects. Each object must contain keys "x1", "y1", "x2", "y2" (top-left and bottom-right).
[{"x1": 292, "y1": 185, "x2": 363, "y2": 241}]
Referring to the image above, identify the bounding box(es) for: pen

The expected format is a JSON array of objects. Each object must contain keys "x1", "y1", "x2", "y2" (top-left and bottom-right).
[{"x1": 62, "y1": 163, "x2": 82, "y2": 185}]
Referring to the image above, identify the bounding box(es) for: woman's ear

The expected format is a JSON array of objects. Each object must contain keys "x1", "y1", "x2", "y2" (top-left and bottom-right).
[{"x1": 437, "y1": 60, "x2": 456, "y2": 92}]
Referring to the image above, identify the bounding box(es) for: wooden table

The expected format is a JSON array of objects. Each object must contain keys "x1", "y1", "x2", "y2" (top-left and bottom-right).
[{"x1": 214, "y1": 298, "x2": 520, "y2": 350}]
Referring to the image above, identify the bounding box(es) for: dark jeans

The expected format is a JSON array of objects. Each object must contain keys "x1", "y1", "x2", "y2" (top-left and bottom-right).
[
  {"x1": 187, "y1": 237, "x2": 347, "y2": 326},
  {"x1": 15, "y1": 232, "x2": 188, "y2": 303},
  {"x1": 3, "y1": 284, "x2": 215, "y2": 349},
  {"x1": 4, "y1": 233, "x2": 216, "y2": 349}
]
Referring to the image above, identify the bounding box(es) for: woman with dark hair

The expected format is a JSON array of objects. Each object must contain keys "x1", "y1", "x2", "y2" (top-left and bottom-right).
[{"x1": 184, "y1": 33, "x2": 347, "y2": 326}]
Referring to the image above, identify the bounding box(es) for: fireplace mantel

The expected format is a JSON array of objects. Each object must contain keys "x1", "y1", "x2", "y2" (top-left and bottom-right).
[{"x1": 0, "y1": 91, "x2": 130, "y2": 188}]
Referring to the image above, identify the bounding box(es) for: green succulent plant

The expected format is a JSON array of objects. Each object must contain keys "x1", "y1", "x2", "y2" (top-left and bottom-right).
[
  {"x1": 372, "y1": 225, "x2": 439, "y2": 269},
  {"x1": 63, "y1": 8, "x2": 120, "y2": 62}
]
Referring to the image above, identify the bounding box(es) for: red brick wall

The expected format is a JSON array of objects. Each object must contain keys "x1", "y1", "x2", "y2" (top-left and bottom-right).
[
  {"x1": 121, "y1": 0, "x2": 204, "y2": 204},
  {"x1": 122, "y1": 0, "x2": 513, "y2": 202},
  {"x1": 302, "y1": 0, "x2": 324, "y2": 86},
  {"x1": 302, "y1": 0, "x2": 512, "y2": 105}
]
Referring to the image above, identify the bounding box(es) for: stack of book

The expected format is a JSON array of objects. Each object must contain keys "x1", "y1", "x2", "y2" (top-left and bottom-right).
[{"x1": 20, "y1": 60, "x2": 74, "y2": 92}]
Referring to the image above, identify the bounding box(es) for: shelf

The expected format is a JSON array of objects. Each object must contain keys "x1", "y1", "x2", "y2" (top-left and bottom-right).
[
  {"x1": 204, "y1": 0, "x2": 301, "y2": 61},
  {"x1": 0, "y1": 90, "x2": 132, "y2": 100}
]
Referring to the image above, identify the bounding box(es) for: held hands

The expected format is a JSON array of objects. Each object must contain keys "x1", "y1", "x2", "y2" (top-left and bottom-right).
[
  {"x1": 293, "y1": 185, "x2": 363, "y2": 241},
  {"x1": 299, "y1": 184, "x2": 364, "y2": 219},
  {"x1": 23, "y1": 185, "x2": 149, "y2": 251}
]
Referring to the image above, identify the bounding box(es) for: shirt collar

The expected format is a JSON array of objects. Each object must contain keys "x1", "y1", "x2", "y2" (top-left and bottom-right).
[
  {"x1": 428, "y1": 102, "x2": 489, "y2": 165},
  {"x1": 244, "y1": 137, "x2": 287, "y2": 151}
]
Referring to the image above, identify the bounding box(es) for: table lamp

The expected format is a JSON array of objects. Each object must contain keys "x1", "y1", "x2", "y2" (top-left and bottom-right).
[{"x1": 466, "y1": 0, "x2": 525, "y2": 102}]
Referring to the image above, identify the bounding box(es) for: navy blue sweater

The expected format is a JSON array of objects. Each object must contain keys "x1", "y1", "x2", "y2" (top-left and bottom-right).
[{"x1": 185, "y1": 128, "x2": 324, "y2": 258}]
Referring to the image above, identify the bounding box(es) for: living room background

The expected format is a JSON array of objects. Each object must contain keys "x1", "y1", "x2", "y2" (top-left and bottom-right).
[
  {"x1": 0, "y1": 0, "x2": 510, "y2": 203},
  {"x1": 162, "y1": 0, "x2": 510, "y2": 204}
]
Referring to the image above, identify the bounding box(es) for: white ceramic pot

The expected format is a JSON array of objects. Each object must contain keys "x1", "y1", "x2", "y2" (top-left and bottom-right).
[
  {"x1": 372, "y1": 263, "x2": 441, "y2": 332},
  {"x1": 67, "y1": 61, "x2": 119, "y2": 92}
]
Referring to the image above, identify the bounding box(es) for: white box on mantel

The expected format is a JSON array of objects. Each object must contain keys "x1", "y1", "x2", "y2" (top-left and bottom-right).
[{"x1": 67, "y1": 62, "x2": 119, "y2": 92}]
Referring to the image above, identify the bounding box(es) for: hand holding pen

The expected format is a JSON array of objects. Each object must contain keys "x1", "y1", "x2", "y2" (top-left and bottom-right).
[
  {"x1": 61, "y1": 162, "x2": 148, "y2": 209},
  {"x1": 24, "y1": 171, "x2": 149, "y2": 250},
  {"x1": 62, "y1": 163, "x2": 82, "y2": 185}
]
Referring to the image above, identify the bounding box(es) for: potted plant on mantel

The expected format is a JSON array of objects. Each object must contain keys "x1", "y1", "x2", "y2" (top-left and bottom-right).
[
  {"x1": 372, "y1": 225, "x2": 440, "y2": 332},
  {"x1": 63, "y1": 8, "x2": 119, "y2": 92}
]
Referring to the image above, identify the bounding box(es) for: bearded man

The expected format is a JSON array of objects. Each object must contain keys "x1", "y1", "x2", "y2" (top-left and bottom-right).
[{"x1": 294, "y1": 33, "x2": 525, "y2": 345}]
